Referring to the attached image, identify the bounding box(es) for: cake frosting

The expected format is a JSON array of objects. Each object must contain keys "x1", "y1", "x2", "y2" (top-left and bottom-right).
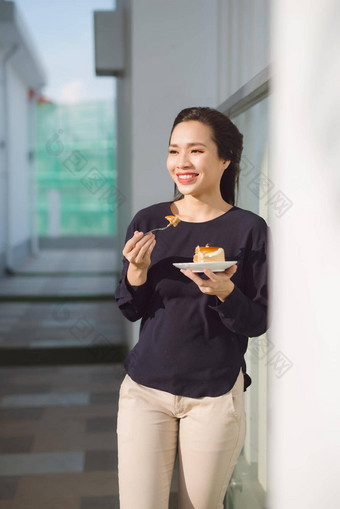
[{"x1": 193, "y1": 243, "x2": 225, "y2": 263}]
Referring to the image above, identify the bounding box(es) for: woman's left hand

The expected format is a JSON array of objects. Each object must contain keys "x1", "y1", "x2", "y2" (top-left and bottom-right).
[{"x1": 180, "y1": 264, "x2": 237, "y2": 302}]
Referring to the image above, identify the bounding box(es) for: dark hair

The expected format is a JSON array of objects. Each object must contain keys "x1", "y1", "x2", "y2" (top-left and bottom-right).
[{"x1": 168, "y1": 106, "x2": 243, "y2": 205}]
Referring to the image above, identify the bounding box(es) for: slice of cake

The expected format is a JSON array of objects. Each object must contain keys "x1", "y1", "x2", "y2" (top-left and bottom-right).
[
  {"x1": 165, "y1": 215, "x2": 181, "y2": 227},
  {"x1": 193, "y1": 243, "x2": 225, "y2": 263}
]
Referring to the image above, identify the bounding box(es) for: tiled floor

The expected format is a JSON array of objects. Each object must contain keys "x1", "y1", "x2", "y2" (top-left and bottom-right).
[
  {"x1": 13, "y1": 250, "x2": 119, "y2": 274},
  {"x1": 0, "y1": 249, "x2": 126, "y2": 366},
  {"x1": 0, "y1": 249, "x2": 119, "y2": 300},
  {"x1": 0, "y1": 302, "x2": 124, "y2": 349},
  {"x1": 0, "y1": 364, "x2": 123, "y2": 508},
  {"x1": 0, "y1": 249, "x2": 179, "y2": 507},
  {"x1": 0, "y1": 277, "x2": 117, "y2": 299},
  {"x1": 0, "y1": 250, "x2": 121, "y2": 507}
]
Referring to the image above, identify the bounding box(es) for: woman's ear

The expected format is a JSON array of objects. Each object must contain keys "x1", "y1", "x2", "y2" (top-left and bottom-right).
[{"x1": 223, "y1": 160, "x2": 231, "y2": 170}]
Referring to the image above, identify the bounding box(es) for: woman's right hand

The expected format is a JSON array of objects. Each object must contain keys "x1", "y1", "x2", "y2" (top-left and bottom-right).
[{"x1": 122, "y1": 231, "x2": 156, "y2": 272}]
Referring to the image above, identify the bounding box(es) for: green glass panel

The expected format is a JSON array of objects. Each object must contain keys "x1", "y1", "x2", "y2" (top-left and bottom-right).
[{"x1": 35, "y1": 99, "x2": 118, "y2": 236}]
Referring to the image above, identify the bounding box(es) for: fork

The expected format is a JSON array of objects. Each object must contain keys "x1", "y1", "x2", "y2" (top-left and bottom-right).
[{"x1": 143, "y1": 223, "x2": 172, "y2": 236}]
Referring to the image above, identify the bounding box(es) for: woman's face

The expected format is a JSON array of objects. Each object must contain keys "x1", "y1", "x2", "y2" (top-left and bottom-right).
[{"x1": 167, "y1": 120, "x2": 230, "y2": 198}]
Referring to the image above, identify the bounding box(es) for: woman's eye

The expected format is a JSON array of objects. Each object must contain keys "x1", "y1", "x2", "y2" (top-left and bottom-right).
[{"x1": 168, "y1": 149, "x2": 203, "y2": 154}]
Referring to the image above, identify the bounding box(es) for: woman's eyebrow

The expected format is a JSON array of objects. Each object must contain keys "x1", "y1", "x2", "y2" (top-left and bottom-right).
[{"x1": 169, "y1": 142, "x2": 207, "y2": 147}]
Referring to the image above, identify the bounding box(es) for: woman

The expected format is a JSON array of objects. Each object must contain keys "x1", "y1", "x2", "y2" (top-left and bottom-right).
[{"x1": 114, "y1": 106, "x2": 270, "y2": 508}]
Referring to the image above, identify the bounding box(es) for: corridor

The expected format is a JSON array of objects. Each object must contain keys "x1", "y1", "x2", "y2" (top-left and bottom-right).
[{"x1": 0, "y1": 249, "x2": 128, "y2": 508}]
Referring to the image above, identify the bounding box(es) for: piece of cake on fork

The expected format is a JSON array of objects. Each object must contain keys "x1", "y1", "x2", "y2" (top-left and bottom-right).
[{"x1": 165, "y1": 215, "x2": 181, "y2": 227}]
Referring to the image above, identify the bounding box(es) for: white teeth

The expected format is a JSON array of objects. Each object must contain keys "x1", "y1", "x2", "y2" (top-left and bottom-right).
[{"x1": 178, "y1": 174, "x2": 198, "y2": 179}]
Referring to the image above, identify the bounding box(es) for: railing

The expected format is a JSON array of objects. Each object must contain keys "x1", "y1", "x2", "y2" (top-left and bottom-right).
[{"x1": 218, "y1": 65, "x2": 271, "y2": 119}]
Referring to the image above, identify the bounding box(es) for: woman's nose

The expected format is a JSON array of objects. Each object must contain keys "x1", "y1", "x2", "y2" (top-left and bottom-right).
[{"x1": 176, "y1": 152, "x2": 191, "y2": 168}]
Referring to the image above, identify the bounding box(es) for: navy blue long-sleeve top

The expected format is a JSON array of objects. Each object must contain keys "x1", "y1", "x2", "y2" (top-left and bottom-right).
[{"x1": 114, "y1": 201, "x2": 270, "y2": 397}]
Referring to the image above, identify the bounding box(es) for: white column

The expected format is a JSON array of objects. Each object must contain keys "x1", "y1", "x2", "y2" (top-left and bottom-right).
[
  {"x1": 269, "y1": 1, "x2": 340, "y2": 507},
  {"x1": 28, "y1": 89, "x2": 40, "y2": 256}
]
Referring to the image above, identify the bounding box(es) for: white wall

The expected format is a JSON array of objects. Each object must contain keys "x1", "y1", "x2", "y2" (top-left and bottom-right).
[
  {"x1": 269, "y1": 0, "x2": 340, "y2": 507},
  {"x1": 130, "y1": 0, "x2": 219, "y2": 213},
  {"x1": 0, "y1": 54, "x2": 33, "y2": 273},
  {"x1": 217, "y1": 0, "x2": 269, "y2": 103},
  {"x1": 7, "y1": 63, "x2": 30, "y2": 247},
  {"x1": 0, "y1": 49, "x2": 7, "y2": 258},
  {"x1": 0, "y1": 2, "x2": 46, "y2": 274}
]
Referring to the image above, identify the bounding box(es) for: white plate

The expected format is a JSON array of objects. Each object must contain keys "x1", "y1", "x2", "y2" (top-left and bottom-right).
[{"x1": 173, "y1": 261, "x2": 237, "y2": 273}]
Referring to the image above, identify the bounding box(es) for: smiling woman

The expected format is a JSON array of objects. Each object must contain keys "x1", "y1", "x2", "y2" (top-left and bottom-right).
[
  {"x1": 114, "y1": 106, "x2": 270, "y2": 509},
  {"x1": 168, "y1": 107, "x2": 243, "y2": 208}
]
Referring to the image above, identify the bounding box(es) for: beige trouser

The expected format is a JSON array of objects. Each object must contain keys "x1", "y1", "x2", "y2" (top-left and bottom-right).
[{"x1": 116, "y1": 368, "x2": 246, "y2": 509}]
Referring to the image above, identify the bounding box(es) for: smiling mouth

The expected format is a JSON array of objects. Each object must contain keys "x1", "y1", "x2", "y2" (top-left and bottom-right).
[{"x1": 177, "y1": 173, "x2": 199, "y2": 182}]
